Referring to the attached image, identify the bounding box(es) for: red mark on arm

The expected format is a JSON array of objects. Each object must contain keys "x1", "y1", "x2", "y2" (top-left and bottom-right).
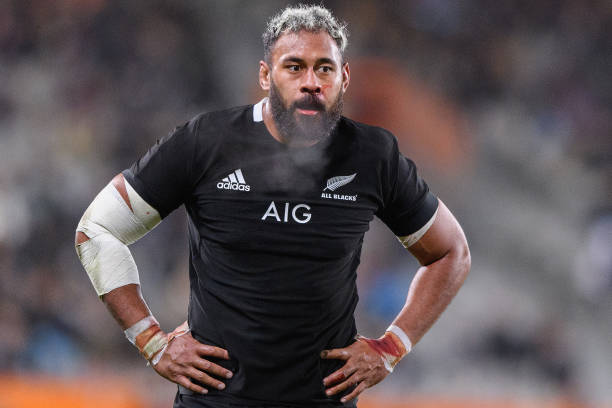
[
  {"x1": 76, "y1": 231, "x2": 90, "y2": 244},
  {"x1": 357, "y1": 332, "x2": 407, "y2": 370},
  {"x1": 358, "y1": 335, "x2": 404, "y2": 359},
  {"x1": 111, "y1": 173, "x2": 133, "y2": 212}
]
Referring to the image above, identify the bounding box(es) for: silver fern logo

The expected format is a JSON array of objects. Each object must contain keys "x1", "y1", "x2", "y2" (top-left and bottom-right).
[
  {"x1": 324, "y1": 173, "x2": 357, "y2": 191},
  {"x1": 321, "y1": 173, "x2": 358, "y2": 201}
]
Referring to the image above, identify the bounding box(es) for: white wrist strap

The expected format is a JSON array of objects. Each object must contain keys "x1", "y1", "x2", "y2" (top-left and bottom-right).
[
  {"x1": 150, "y1": 343, "x2": 169, "y2": 366},
  {"x1": 386, "y1": 324, "x2": 413, "y2": 354},
  {"x1": 124, "y1": 315, "x2": 159, "y2": 345}
]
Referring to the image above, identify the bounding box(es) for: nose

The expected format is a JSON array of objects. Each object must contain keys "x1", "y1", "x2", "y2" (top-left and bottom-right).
[{"x1": 300, "y1": 68, "x2": 321, "y2": 94}]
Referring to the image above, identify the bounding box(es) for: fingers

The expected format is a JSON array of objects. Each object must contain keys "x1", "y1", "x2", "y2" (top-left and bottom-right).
[
  {"x1": 321, "y1": 341, "x2": 390, "y2": 401},
  {"x1": 154, "y1": 335, "x2": 233, "y2": 393},
  {"x1": 323, "y1": 364, "x2": 357, "y2": 387},
  {"x1": 175, "y1": 375, "x2": 208, "y2": 395},
  {"x1": 155, "y1": 357, "x2": 232, "y2": 394},
  {"x1": 320, "y1": 348, "x2": 351, "y2": 360},
  {"x1": 193, "y1": 358, "x2": 233, "y2": 380},
  {"x1": 325, "y1": 371, "x2": 362, "y2": 396},
  {"x1": 185, "y1": 367, "x2": 226, "y2": 391},
  {"x1": 341, "y1": 380, "x2": 367, "y2": 403},
  {"x1": 197, "y1": 343, "x2": 230, "y2": 360}
]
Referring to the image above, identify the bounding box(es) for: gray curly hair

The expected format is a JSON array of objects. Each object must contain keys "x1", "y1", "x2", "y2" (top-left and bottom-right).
[{"x1": 262, "y1": 4, "x2": 349, "y2": 62}]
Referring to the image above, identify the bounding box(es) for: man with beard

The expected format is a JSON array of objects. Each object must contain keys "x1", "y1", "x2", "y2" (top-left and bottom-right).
[{"x1": 75, "y1": 5, "x2": 470, "y2": 408}]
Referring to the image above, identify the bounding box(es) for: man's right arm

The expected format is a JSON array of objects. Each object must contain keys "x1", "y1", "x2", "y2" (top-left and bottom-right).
[{"x1": 75, "y1": 173, "x2": 232, "y2": 394}]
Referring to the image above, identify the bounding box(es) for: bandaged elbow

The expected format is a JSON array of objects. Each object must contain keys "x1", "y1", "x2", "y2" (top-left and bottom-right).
[{"x1": 75, "y1": 179, "x2": 161, "y2": 296}]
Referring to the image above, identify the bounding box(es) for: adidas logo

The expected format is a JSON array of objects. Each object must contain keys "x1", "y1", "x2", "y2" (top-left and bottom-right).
[{"x1": 216, "y1": 169, "x2": 251, "y2": 191}]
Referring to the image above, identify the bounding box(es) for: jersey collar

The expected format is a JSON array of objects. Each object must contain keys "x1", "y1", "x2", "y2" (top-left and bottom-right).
[{"x1": 253, "y1": 98, "x2": 267, "y2": 122}]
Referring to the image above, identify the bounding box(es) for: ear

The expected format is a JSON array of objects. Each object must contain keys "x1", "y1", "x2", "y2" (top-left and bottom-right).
[
  {"x1": 259, "y1": 60, "x2": 271, "y2": 91},
  {"x1": 341, "y1": 62, "x2": 350, "y2": 93}
]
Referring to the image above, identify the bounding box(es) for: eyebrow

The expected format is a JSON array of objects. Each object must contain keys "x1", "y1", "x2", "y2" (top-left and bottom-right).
[{"x1": 282, "y1": 56, "x2": 337, "y2": 66}]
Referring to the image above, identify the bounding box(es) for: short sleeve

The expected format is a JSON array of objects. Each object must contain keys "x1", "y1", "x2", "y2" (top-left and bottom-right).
[
  {"x1": 377, "y1": 141, "x2": 439, "y2": 237},
  {"x1": 122, "y1": 117, "x2": 200, "y2": 218}
]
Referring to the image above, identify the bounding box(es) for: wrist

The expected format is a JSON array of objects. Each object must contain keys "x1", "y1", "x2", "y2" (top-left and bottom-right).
[
  {"x1": 125, "y1": 315, "x2": 159, "y2": 345},
  {"x1": 140, "y1": 328, "x2": 167, "y2": 358},
  {"x1": 382, "y1": 331, "x2": 408, "y2": 358},
  {"x1": 150, "y1": 321, "x2": 191, "y2": 366},
  {"x1": 125, "y1": 315, "x2": 169, "y2": 363},
  {"x1": 356, "y1": 332, "x2": 407, "y2": 373},
  {"x1": 385, "y1": 324, "x2": 413, "y2": 355}
]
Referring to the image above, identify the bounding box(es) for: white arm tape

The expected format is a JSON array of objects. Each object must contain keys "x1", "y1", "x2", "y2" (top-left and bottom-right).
[
  {"x1": 386, "y1": 324, "x2": 413, "y2": 354},
  {"x1": 124, "y1": 315, "x2": 159, "y2": 345},
  {"x1": 75, "y1": 179, "x2": 161, "y2": 296},
  {"x1": 396, "y1": 207, "x2": 438, "y2": 249}
]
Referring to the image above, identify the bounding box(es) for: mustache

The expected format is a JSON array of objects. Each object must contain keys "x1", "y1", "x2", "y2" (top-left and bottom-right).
[{"x1": 291, "y1": 94, "x2": 325, "y2": 111}]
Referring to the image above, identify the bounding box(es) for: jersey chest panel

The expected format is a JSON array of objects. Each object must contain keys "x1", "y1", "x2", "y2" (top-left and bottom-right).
[{"x1": 187, "y1": 142, "x2": 380, "y2": 260}]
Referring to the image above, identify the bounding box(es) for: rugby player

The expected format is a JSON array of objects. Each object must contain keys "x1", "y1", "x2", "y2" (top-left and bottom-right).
[{"x1": 75, "y1": 5, "x2": 470, "y2": 407}]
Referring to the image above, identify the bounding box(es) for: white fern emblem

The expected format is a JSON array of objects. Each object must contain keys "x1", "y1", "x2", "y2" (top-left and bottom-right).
[{"x1": 324, "y1": 173, "x2": 357, "y2": 191}]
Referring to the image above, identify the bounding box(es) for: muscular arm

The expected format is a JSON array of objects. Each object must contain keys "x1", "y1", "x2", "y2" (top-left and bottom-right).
[
  {"x1": 75, "y1": 174, "x2": 231, "y2": 393},
  {"x1": 100, "y1": 284, "x2": 151, "y2": 329},
  {"x1": 394, "y1": 198, "x2": 471, "y2": 345},
  {"x1": 322, "y1": 199, "x2": 470, "y2": 402},
  {"x1": 76, "y1": 174, "x2": 152, "y2": 329}
]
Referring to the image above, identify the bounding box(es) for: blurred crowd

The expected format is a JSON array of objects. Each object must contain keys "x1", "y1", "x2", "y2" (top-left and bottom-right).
[{"x1": 0, "y1": 0, "x2": 610, "y2": 406}]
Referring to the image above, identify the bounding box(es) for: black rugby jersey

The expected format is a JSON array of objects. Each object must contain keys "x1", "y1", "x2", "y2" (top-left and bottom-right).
[{"x1": 123, "y1": 99, "x2": 438, "y2": 406}]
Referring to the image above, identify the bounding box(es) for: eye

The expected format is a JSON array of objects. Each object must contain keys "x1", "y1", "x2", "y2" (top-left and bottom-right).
[
  {"x1": 287, "y1": 65, "x2": 300, "y2": 72},
  {"x1": 318, "y1": 65, "x2": 333, "y2": 73}
]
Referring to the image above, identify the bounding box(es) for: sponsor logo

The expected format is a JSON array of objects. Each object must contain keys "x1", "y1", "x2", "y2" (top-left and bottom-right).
[
  {"x1": 321, "y1": 173, "x2": 357, "y2": 201},
  {"x1": 217, "y1": 169, "x2": 251, "y2": 191},
  {"x1": 261, "y1": 201, "x2": 311, "y2": 224}
]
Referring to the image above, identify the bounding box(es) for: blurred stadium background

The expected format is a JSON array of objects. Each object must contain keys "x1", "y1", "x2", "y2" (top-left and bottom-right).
[{"x1": 0, "y1": 0, "x2": 610, "y2": 407}]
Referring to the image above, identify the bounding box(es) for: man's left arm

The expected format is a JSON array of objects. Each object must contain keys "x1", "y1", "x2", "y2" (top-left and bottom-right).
[{"x1": 321, "y1": 199, "x2": 470, "y2": 402}]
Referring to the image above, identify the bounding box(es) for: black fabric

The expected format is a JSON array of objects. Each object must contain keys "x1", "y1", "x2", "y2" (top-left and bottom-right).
[
  {"x1": 124, "y1": 104, "x2": 438, "y2": 407},
  {"x1": 174, "y1": 387, "x2": 357, "y2": 408}
]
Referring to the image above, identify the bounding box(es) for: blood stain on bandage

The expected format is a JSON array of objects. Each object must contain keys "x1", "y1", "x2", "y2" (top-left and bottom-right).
[
  {"x1": 135, "y1": 325, "x2": 162, "y2": 349},
  {"x1": 359, "y1": 335, "x2": 404, "y2": 359}
]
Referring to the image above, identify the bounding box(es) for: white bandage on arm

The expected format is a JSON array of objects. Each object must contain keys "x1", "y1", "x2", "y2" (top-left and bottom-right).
[
  {"x1": 386, "y1": 324, "x2": 413, "y2": 354},
  {"x1": 124, "y1": 315, "x2": 159, "y2": 345},
  {"x1": 396, "y1": 207, "x2": 439, "y2": 249},
  {"x1": 75, "y1": 178, "x2": 161, "y2": 296}
]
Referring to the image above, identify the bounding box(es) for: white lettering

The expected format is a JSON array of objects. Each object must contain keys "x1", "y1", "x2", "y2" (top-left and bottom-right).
[
  {"x1": 261, "y1": 202, "x2": 311, "y2": 223},
  {"x1": 261, "y1": 201, "x2": 281, "y2": 222},
  {"x1": 217, "y1": 182, "x2": 251, "y2": 191},
  {"x1": 321, "y1": 192, "x2": 358, "y2": 201},
  {"x1": 292, "y1": 204, "x2": 311, "y2": 224}
]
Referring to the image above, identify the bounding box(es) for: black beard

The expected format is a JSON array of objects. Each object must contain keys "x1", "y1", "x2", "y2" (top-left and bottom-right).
[{"x1": 269, "y1": 80, "x2": 343, "y2": 146}]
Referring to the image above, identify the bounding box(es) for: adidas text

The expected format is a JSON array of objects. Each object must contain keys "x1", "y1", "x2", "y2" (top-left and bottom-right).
[
  {"x1": 217, "y1": 169, "x2": 251, "y2": 191},
  {"x1": 217, "y1": 182, "x2": 250, "y2": 191}
]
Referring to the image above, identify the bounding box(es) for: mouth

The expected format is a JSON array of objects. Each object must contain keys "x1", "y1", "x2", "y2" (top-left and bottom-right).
[{"x1": 296, "y1": 108, "x2": 320, "y2": 116}]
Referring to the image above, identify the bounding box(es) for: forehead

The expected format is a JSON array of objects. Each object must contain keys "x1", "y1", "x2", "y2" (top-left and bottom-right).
[{"x1": 270, "y1": 30, "x2": 342, "y2": 64}]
